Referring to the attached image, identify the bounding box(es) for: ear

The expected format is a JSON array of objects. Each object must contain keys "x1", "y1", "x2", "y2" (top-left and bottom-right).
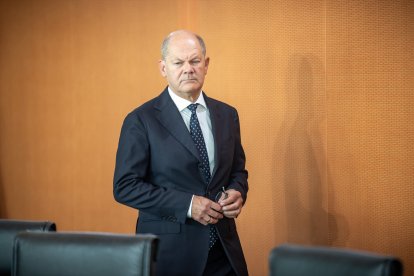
[
  {"x1": 204, "y1": 57, "x2": 210, "y2": 74},
  {"x1": 159, "y1": 60, "x2": 167, "y2": 77}
]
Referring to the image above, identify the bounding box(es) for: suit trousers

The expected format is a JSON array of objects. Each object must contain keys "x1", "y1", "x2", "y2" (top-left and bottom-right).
[{"x1": 203, "y1": 240, "x2": 237, "y2": 276}]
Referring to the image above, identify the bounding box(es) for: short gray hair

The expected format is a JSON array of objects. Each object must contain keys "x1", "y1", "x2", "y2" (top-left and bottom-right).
[{"x1": 161, "y1": 31, "x2": 206, "y2": 60}]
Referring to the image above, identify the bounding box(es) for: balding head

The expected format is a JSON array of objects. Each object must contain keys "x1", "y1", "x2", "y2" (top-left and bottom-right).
[{"x1": 161, "y1": 30, "x2": 206, "y2": 61}]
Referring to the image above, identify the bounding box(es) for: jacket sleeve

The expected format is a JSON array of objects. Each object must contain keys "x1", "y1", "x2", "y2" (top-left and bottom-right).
[
  {"x1": 113, "y1": 111, "x2": 192, "y2": 224},
  {"x1": 227, "y1": 108, "x2": 249, "y2": 204}
]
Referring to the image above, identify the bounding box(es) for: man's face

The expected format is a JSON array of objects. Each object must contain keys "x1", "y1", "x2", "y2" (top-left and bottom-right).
[{"x1": 159, "y1": 34, "x2": 209, "y2": 99}]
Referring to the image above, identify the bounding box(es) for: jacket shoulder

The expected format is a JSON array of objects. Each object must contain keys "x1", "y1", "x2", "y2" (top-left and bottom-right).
[
  {"x1": 125, "y1": 89, "x2": 168, "y2": 119},
  {"x1": 206, "y1": 96, "x2": 238, "y2": 113}
]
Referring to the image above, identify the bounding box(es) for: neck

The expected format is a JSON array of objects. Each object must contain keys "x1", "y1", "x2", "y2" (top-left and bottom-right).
[{"x1": 172, "y1": 89, "x2": 201, "y2": 103}]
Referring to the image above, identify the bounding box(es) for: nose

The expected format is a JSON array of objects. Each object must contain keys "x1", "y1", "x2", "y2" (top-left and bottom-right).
[{"x1": 183, "y1": 61, "x2": 195, "y2": 74}]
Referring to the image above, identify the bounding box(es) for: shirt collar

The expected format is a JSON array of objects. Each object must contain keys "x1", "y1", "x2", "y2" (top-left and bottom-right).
[{"x1": 168, "y1": 87, "x2": 207, "y2": 112}]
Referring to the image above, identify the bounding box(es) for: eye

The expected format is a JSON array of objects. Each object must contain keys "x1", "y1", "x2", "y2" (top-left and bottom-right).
[{"x1": 191, "y1": 60, "x2": 200, "y2": 65}]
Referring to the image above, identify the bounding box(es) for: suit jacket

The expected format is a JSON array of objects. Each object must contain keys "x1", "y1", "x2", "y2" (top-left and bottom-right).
[{"x1": 113, "y1": 88, "x2": 249, "y2": 276}]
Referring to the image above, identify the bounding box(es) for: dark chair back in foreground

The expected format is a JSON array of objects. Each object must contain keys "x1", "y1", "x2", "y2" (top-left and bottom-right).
[
  {"x1": 269, "y1": 243, "x2": 403, "y2": 276},
  {"x1": 13, "y1": 231, "x2": 158, "y2": 276},
  {"x1": 0, "y1": 219, "x2": 56, "y2": 275}
]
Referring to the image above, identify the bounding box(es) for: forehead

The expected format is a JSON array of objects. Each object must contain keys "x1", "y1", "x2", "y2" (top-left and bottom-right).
[{"x1": 167, "y1": 36, "x2": 203, "y2": 59}]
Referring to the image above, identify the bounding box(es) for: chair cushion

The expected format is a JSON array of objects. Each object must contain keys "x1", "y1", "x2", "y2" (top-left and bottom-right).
[
  {"x1": 0, "y1": 219, "x2": 56, "y2": 274},
  {"x1": 13, "y1": 231, "x2": 158, "y2": 276},
  {"x1": 269, "y1": 243, "x2": 403, "y2": 276}
]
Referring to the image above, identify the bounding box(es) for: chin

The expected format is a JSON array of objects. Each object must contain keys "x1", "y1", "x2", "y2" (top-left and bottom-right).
[{"x1": 181, "y1": 85, "x2": 201, "y2": 93}]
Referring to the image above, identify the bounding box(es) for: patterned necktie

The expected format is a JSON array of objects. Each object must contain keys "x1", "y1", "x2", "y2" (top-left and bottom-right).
[{"x1": 187, "y1": 103, "x2": 219, "y2": 249}]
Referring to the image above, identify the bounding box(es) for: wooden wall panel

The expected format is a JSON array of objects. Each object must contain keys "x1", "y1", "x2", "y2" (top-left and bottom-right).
[
  {"x1": 198, "y1": 2, "x2": 327, "y2": 273},
  {"x1": 326, "y1": 0, "x2": 414, "y2": 274},
  {"x1": 1, "y1": 1, "x2": 412, "y2": 275}
]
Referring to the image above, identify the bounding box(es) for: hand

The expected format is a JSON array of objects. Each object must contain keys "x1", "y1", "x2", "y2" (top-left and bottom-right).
[
  {"x1": 218, "y1": 189, "x2": 243, "y2": 218},
  {"x1": 191, "y1": 195, "x2": 224, "y2": 225}
]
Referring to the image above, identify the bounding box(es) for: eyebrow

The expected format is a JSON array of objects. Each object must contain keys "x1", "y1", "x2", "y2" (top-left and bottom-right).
[{"x1": 170, "y1": 53, "x2": 202, "y2": 61}]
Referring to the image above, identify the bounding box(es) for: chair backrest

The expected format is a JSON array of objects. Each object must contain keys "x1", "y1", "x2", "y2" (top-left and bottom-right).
[
  {"x1": 0, "y1": 219, "x2": 56, "y2": 275},
  {"x1": 269, "y1": 243, "x2": 403, "y2": 276},
  {"x1": 12, "y1": 231, "x2": 158, "y2": 276}
]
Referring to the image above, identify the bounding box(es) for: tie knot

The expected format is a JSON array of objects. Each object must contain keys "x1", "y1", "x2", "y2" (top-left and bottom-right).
[{"x1": 187, "y1": 103, "x2": 199, "y2": 114}]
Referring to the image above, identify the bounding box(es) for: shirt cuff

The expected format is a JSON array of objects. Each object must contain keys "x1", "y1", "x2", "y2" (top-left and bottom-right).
[{"x1": 187, "y1": 195, "x2": 194, "y2": 218}]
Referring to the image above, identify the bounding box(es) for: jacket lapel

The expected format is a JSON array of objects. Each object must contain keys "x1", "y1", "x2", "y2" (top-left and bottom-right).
[
  {"x1": 153, "y1": 89, "x2": 200, "y2": 162},
  {"x1": 204, "y1": 95, "x2": 222, "y2": 182}
]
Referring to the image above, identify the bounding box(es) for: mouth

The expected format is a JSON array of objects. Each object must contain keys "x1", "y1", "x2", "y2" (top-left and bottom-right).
[{"x1": 181, "y1": 79, "x2": 197, "y2": 83}]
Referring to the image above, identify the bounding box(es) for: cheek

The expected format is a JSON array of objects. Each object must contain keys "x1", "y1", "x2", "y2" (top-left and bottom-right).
[
  {"x1": 196, "y1": 67, "x2": 207, "y2": 75},
  {"x1": 165, "y1": 69, "x2": 178, "y2": 80},
  {"x1": 170, "y1": 69, "x2": 181, "y2": 78}
]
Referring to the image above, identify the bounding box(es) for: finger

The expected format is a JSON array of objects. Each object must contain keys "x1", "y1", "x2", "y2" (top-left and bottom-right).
[
  {"x1": 223, "y1": 208, "x2": 241, "y2": 218},
  {"x1": 191, "y1": 196, "x2": 217, "y2": 217},
  {"x1": 222, "y1": 200, "x2": 242, "y2": 212},
  {"x1": 198, "y1": 216, "x2": 211, "y2": 226},
  {"x1": 208, "y1": 209, "x2": 224, "y2": 220},
  {"x1": 220, "y1": 191, "x2": 242, "y2": 206},
  {"x1": 196, "y1": 217, "x2": 208, "y2": 226},
  {"x1": 209, "y1": 201, "x2": 223, "y2": 212},
  {"x1": 207, "y1": 203, "x2": 224, "y2": 218}
]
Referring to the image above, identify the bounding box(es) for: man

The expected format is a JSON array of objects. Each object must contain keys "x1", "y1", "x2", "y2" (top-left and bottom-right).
[{"x1": 113, "y1": 30, "x2": 248, "y2": 276}]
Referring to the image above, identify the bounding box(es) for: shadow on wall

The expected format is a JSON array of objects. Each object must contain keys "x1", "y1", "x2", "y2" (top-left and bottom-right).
[{"x1": 273, "y1": 54, "x2": 349, "y2": 246}]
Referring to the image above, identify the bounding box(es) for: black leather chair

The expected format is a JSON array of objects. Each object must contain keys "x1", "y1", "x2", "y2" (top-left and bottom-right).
[
  {"x1": 12, "y1": 231, "x2": 158, "y2": 276},
  {"x1": 0, "y1": 219, "x2": 56, "y2": 276},
  {"x1": 269, "y1": 243, "x2": 403, "y2": 276}
]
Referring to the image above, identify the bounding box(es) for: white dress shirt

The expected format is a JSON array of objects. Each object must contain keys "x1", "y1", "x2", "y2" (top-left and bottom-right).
[{"x1": 168, "y1": 87, "x2": 215, "y2": 218}]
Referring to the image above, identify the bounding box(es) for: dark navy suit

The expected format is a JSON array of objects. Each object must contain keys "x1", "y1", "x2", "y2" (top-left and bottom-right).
[{"x1": 114, "y1": 88, "x2": 248, "y2": 276}]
